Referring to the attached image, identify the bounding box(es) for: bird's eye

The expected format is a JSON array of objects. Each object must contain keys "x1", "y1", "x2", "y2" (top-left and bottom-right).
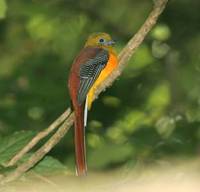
[{"x1": 99, "y1": 38, "x2": 105, "y2": 43}]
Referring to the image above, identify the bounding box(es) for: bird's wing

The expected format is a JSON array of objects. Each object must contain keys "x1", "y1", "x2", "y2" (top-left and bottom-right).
[{"x1": 77, "y1": 49, "x2": 109, "y2": 105}]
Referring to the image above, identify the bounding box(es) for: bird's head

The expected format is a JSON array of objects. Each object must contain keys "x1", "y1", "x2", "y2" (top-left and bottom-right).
[{"x1": 84, "y1": 32, "x2": 115, "y2": 51}]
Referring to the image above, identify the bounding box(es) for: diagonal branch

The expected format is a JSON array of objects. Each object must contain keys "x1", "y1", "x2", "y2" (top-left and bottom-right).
[
  {"x1": 95, "y1": 0, "x2": 168, "y2": 98},
  {"x1": 1, "y1": 0, "x2": 168, "y2": 185}
]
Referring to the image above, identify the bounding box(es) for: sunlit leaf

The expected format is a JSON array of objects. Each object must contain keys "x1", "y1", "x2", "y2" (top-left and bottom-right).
[
  {"x1": 27, "y1": 14, "x2": 58, "y2": 41},
  {"x1": 151, "y1": 24, "x2": 171, "y2": 41},
  {"x1": 87, "y1": 133, "x2": 103, "y2": 148},
  {"x1": 155, "y1": 116, "x2": 176, "y2": 138},
  {"x1": 152, "y1": 41, "x2": 170, "y2": 58},
  {"x1": 124, "y1": 45, "x2": 154, "y2": 77},
  {"x1": 0, "y1": 0, "x2": 7, "y2": 19},
  {"x1": 28, "y1": 106, "x2": 44, "y2": 120},
  {"x1": 146, "y1": 82, "x2": 170, "y2": 112}
]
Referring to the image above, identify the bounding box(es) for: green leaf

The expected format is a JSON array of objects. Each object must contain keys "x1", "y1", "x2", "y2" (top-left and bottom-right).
[
  {"x1": 0, "y1": 131, "x2": 67, "y2": 174},
  {"x1": 0, "y1": 131, "x2": 35, "y2": 165},
  {"x1": 146, "y1": 82, "x2": 170, "y2": 111},
  {"x1": 0, "y1": 0, "x2": 7, "y2": 19},
  {"x1": 155, "y1": 116, "x2": 176, "y2": 138},
  {"x1": 18, "y1": 153, "x2": 67, "y2": 173},
  {"x1": 33, "y1": 155, "x2": 67, "y2": 173},
  {"x1": 151, "y1": 24, "x2": 171, "y2": 41}
]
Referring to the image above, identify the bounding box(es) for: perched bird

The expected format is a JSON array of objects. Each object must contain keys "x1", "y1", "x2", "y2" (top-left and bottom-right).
[{"x1": 68, "y1": 32, "x2": 118, "y2": 176}]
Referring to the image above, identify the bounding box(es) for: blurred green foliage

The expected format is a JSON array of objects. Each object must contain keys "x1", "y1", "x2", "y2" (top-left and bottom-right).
[
  {"x1": 0, "y1": 131, "x2": 67, "y2": 175},
  {"x1": 0, "y1": 0, "x2": 200, "y2": 174},
  {"x1": 0, "y1": 0, "x2": 7, "y2": 19}
]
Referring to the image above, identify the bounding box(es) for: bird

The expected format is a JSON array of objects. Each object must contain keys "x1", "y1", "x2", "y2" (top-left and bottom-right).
[{"x1": 68, "y1": 32, "x2": 118, "y2": 176}]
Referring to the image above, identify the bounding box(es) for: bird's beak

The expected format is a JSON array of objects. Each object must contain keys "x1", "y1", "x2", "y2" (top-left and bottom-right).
[{"x1": 104, "y1": 40, "x2": 116, "y2": 46}]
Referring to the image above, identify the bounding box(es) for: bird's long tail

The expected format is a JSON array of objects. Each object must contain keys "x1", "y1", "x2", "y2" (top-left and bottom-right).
[{"x1": 74, "y1": 104, "x2": 87, "y2": 176}]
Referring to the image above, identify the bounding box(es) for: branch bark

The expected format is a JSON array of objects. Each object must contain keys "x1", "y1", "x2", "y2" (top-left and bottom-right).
[
  {"x1": 1, "y1": 0, "x2": 168, "y2": 185},
  {"x1": 94, "y1": 0, "x2": 168, "y2": 98}
]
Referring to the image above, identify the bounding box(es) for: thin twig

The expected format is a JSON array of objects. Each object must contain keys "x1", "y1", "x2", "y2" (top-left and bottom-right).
[
  {"x1": 0, "y1": 113, "x2": 74, "y2": 185},
  {"x1": 1, "y1": 0, "x2": 168, "y2": 185},
  {"x1": 5, "y1": 108, "x2": 71, "y2": 167}
]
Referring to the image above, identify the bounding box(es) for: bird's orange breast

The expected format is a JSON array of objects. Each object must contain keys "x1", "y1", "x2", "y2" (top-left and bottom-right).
[{"x1": 87, "y1": 52, "x2": 118, "y2": 109}]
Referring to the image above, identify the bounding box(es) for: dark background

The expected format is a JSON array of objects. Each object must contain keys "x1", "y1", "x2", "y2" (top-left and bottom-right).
[{"x1": 0, "y1": 0, "x2": 200, "y2": 173}]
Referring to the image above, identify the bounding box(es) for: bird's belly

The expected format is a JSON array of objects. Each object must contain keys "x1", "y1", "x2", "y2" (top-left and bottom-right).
[{"x1": 87, "y1": 53, "x2": 118, "y2": 109}]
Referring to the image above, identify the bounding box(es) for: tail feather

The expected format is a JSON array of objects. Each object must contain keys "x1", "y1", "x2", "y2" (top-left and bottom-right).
[
  {"x1": 74, "y1": 105, "x2": 87, "y2": 176},
  {"x1": 84, "y1": 96, "x2": 88, "y2": 127}
]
